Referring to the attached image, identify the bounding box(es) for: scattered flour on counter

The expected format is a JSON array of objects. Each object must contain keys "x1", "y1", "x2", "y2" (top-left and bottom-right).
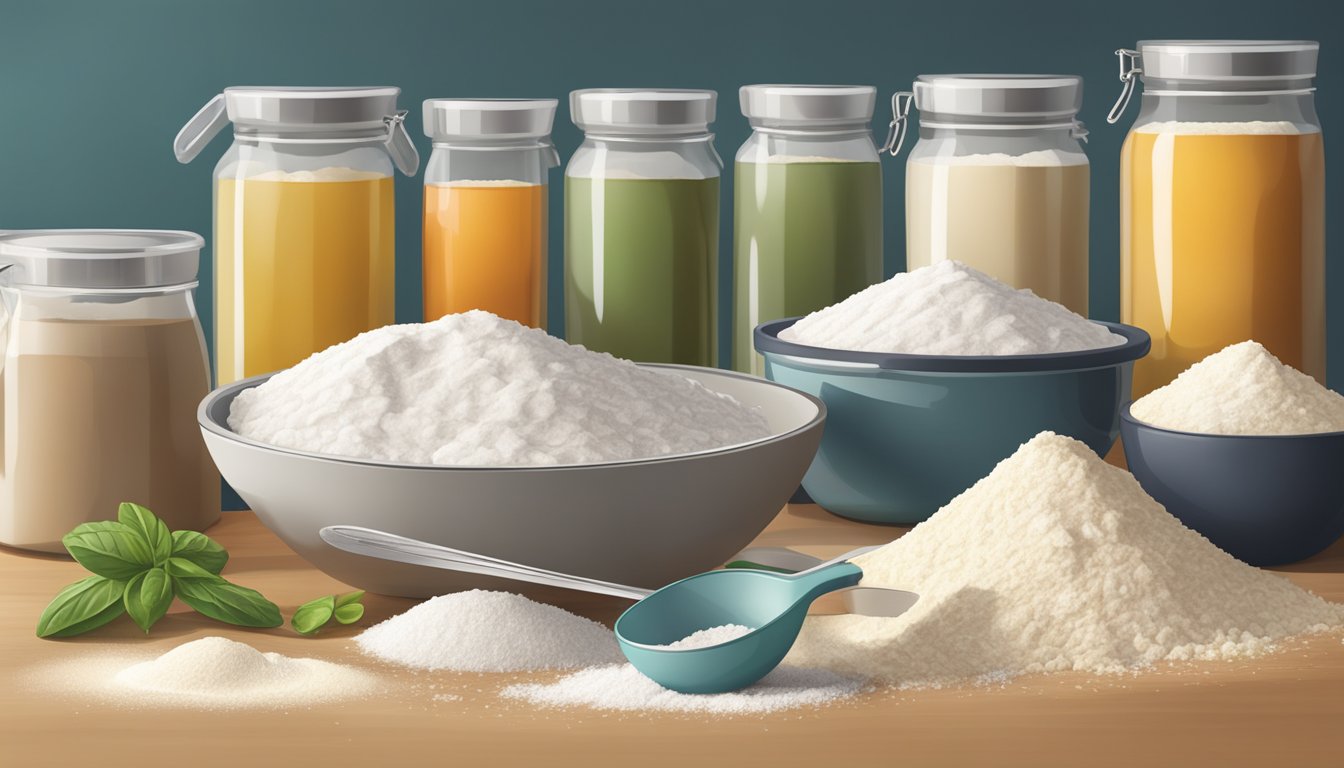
[
  {"x1": 228, "y1": 310, "x2": 771, "y2": 466},
  {"x1": 1130, "y1": 341, "x2": 1344, "y2": 436},
  {"x1": 502, "y1": 663, "x2": 863, "y2": 714},
  {"x1": 780, "y1": 261, "x2": 1123, "y2": 355},
  {"x1": 1134, "y1": 120, "x2": 1311, "y2": 135},
  {"x1": 355, "y1": 590, "x2": 622, "y2": 672},
  {"x1": 788, "y1": 432, "x2": 1344, "y2": 687},
  {"x1": 656, "y1": 624, "x2": 755, "y2": 650}
]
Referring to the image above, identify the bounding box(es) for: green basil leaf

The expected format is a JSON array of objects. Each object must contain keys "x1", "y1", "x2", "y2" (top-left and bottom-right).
[
  {"x1": 36, "y1": 575, "x2": 127, "y2": 638},
  {"x1": 170, "y1": 570, "x2": 281, "y2": 628},
  {"x1": 124, "y1": 567, "x2": 173, "y2": 634},
  {"x1": 118, "y1": 503, "x2": 172, "y2": 565},
  {"x1": 333, "y1": 602, "x2": 365, "y2": 625},
  {"x1": 334, "y1": 590, "x2": 365, "y2": 609},
  {"x1": 62, "y1": 522, "x2": 153, "y2": 580},
  {"x1": 169, "y1": 530, "x2": 228, "y2": 574},
  {"x1": 291, "y1": 595, "x2": 335, "y2": 635}
]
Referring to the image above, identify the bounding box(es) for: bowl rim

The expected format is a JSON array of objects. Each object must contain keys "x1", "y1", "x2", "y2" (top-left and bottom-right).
[
  {"x1": 754, "y1": 318, "x2": 1150, "y2": 373},
  {"x1": 1120, "y1": 402, "x2": 1344, "y2": 441},
  {"x1": 198, "y1": 363, "x2": 827, "y2": 472}
]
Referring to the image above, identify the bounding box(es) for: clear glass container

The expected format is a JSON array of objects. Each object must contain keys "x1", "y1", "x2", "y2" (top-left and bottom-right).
[
  {"x1": 1108, "y1": 40, "x2": 1324, "y2": 396},
  {"x1": 565, "y1": 89, "x2": 721, "y2": 366},
  {"x1": 733, "y1": 85, "x2": 883, "y2": 375},
  {"x1": 422, "y1": 99, "x2": 559, "y2": 327},
  {"x1": 892, "y1": 75, "x2": 1091, "y2": 314},
  {"x1": 174, "y1": 86, "x2": 420, "y2": 384},
  {"x1": 0, "y1": 230, "x2": 218, "y2": 553}
]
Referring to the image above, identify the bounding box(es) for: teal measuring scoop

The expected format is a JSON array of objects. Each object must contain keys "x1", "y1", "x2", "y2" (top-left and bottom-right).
[{"x1": 614, "y1": 554, "x2": 865, "y2": 694}]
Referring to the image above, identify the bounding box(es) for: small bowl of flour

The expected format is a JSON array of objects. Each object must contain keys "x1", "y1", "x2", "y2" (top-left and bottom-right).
[
  {"x1": 752, "y1": 261, "x2": 1150, "y2": 524},
  {"x1": 199, "y1": 311, "x2": 827, "y2": 597},
  {"x1": 1123, "y1": 340, "x2": 1344, "y2": 566}
]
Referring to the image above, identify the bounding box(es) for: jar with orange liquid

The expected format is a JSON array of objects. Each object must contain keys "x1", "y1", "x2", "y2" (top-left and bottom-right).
[
  {"x1": 421, "y1": 99, "x2": 558, "y2": 327},
  {"x1": 173, "y1": 87, "x2": 420, "y2": 384},
  {"x1": 1109, "y1": 41, "x2": 1325, "y2": 397}
]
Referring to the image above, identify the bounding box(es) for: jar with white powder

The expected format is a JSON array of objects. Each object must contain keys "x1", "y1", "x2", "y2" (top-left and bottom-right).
[{"x1": 886, "y1": 75, "x2": 1090, "y2": 314}]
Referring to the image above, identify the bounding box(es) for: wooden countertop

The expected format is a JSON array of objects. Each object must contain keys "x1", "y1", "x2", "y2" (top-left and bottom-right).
[{"x1": 2, "y1": 506, "x2": 1342, "y2": 768}]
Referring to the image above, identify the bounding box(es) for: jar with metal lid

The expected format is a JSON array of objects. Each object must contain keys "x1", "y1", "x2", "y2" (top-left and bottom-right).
[
  {"x1": 886, "y1": 75, "x2": 1090, "y2": 314},
  {"x1": 0, "y1": 230, "x2": 217, "y2": 553},
  {"x1": 173, "y1": 86, "x2": 420, "y2": 384},
  {"x1": 733, "y1": 85, "x2": 884, "y2": 375},
  {"x1": 565, "y1": 89, "x2": 720, "y2": 366},
  {"x1": 1108, "y1": 40, "x2": 1324, "y2": 397},
  {"x1": 422, "y1": 99, "x2": 559, "y2": 327}
]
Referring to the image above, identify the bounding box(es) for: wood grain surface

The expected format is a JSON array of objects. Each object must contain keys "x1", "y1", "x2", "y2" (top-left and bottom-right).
[{"x1": 2, "y1": 506, "x2": 1341, "y2": 768}]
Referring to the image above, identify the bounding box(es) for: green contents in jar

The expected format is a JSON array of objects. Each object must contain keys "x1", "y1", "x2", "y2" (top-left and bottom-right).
[
  {"x1": 564, "y1": 176, "x2": 719, "y2": 366},
  {"x1": 732, "y1": 160, "x2": 883, "y2": 374}
]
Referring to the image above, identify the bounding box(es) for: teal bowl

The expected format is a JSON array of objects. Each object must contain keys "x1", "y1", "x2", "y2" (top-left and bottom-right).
[{"x1": 755, "y1": 319, "x2": 1150, "y2": 525}]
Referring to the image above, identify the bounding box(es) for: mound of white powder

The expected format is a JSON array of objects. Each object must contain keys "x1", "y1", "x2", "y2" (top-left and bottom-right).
[
  {"x1": 656, "y1": 624, "x2": 754, "y2": 649},
  {"x1": 788, "y1": 432, "x2": 1344, "y2": 687},
  {"x1": 908, "y1": 149, "x2": 1087, "y2": 166},
  {"x1": 229, "y1": 311, "x2": 771, "y2": 466},
  {"x1": 1130, "y1": 341, "x2": 1344, "y2": 436},
  {"x1": 110, "y1": 637, "x2": 378, "y2": 709},
  {"x1": 355, "y1": 590, "x2": 622, "y2": 672},
  {"x1": 502, "y1": 663, "x2": 863, "y2": 714},
  {"x1": 780, "y1": 261, "x2": 1123, "y2": 355},
  {"x1": 1134, "y1": 120, "x2": 1311, "y2": 135}
]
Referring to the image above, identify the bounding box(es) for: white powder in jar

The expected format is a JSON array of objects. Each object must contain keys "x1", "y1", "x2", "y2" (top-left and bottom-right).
[
  {"x1": 788, "y1": 432, "x2": 1344, "y2": 687},
  {"x1": 780, "y1": 261, "x2": 1123, "y2": 355},
  {"x1": 1134, "y1": 120, "x2": 1312, "y2": 135},
  {"x1": 355, "y1": 590, "x2": 623, "y2": 672},
  {"x1": 1130, "y1": 341, "x2": 1344, "y2": 435},
  {"x1": 228, "y1": 311, "x2": 771, "y2": 466}
]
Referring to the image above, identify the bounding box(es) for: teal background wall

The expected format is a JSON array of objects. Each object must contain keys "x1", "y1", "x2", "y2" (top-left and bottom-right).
[{"x1": 1, "y1": 0, "x2": 1340, "y2": 379}]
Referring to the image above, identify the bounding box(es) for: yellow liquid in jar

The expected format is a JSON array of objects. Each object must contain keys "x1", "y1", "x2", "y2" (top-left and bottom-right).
[
  {"x1": 1121, "y1": 128, "x2": 1325, "y2": 397},
  {"x1": 214, "y1": 173, "x2": 395, "y2": 384}
]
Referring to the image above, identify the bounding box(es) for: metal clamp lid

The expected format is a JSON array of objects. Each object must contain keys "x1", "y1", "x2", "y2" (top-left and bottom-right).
[
  {"x1": 877, "y1": 92, "x2": 914, "y2": 156},
  {"x1": 1106, "y1": 49, "x2": 1143, "y2": 124},
  {"x1": 382, "y1": 110, "x2": 420, "y2": 175}
]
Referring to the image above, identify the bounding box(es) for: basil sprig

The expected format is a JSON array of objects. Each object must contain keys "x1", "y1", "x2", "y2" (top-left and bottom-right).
[
  {"x1": 36, "y1": 503, "x2": 282, "y2": 638},
  {"x1": 291, "y1": 590, "x2": 365, "y2": 635}
]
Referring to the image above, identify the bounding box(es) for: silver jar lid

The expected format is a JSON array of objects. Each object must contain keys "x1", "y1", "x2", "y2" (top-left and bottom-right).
[
  {"x1": 223, "y1": 86, "x2": 402, "y2": 132},
  {"x1": 739, "y1": 85, "x2": 876, "y2": 129},
  {"x1": 423, "y1": 98, "x2": 558, "y2": 141},
  {"x1": 913, "y1": 75, "x2": 1083, "y2": 119},
  {"x1": 570, "y1": 89, "x2": 716, "y2": 134},
  {"x1": 0, "y1": 230, "x2": 203, "y2": 290},
  {"x1": 1137, "y1": 40, "x2": 1318, "y2": 82}
]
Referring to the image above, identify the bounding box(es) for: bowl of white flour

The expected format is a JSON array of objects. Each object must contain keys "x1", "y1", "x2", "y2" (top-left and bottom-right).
[
  {"x1": 753, "y1": 262, "x2": 1149, "y2": 524},
  {"x1": 199, "y1": 312, "x2": 826, "y2": 597},
  {"x1": 1122, "y1": 341, "x2": 1344, "y2": 566}
]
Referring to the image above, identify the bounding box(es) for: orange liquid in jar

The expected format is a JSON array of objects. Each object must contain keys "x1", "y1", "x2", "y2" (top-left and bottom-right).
[
  {"x1": 422, "y1": 181, "x2": 547, "y2": 327},
  {"x1": 1121, "y1": 125, "x2": 1325, "y2": 397}
]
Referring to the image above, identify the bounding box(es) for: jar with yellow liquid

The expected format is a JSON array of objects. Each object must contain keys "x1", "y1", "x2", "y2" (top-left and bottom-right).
[
  {"x1": 421, "y1": 99, "x2": 559, "y2": 327},
  {"x1": 174, "y1": 87, "x2": 420, "y2": 384},
  {"x1": 1109, "y1": 41, "x2": 1325, "y2": 396}
]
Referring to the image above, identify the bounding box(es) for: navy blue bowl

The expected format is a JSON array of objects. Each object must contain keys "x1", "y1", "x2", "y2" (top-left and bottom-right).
[
  {"x1": 755, "y1": 318, "x2": 1150, "y2": 524},
  {"x1": 1121, "y1": 405, "x2": 1344, "y2": 566}
]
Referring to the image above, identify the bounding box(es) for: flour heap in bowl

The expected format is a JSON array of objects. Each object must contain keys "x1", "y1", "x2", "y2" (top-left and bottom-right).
[
  {"x1": 355, "y1": 590, "x2": 623, "y2": 672},
  {"x1": 228, "y1": 311, "x2": 771, "y2": 466},
  {"x1": 788, "y1": 432, "x2": 1344, "y2": 687},
  {"x1": 1130, "y1": 340, "x2": 1344, "y2": 436},
  {"x1": 779, "y1": 260, "x2": 1123, "y2": 355}
]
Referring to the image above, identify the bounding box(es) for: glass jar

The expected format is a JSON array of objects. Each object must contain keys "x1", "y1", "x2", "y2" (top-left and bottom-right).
[
  {"x1": 890, "y1": 75, "x2": 1090, "y2": 314},
  {"x1": 733, "y1": 85, "x2": 883, "y2": 375},
  {"x1": 422, "y1": 99, "x2": 559, "y2": 327},
  {"x1": 0, "y1": 230, "x2": 218, "y2": 553},
  {"x1": 1109, "y1": 40, "x2": 1324, "y2": 396},
  {"x1": 565, "y1": 89, "x2": 721, "y2": 365},
  {"x1": 174, "y1": 86, "x2": 420, "y2": 384}
]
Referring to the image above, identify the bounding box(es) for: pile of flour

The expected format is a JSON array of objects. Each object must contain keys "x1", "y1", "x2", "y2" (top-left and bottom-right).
[
  {"x1": 111, "y1": 637, "x2": 377, "y2": 709},
  {"x1": 780, "y1": 261, "x2": 1122, "y2": 355},
  {"x1": 788, "y1": 432, "x2": 1344, "y2": 687},
  {"x1": 1130, "y1": 341, "x2": 1344, "y2": 435},
  {"x1": 1134, "y1": 120, "x2": 1311, "y2": 135},
  {"x1": 229, "y1": 311, "x2": 771, "y2": 466},
  {"x1": 355, "y1": 590, "x2": 622, "y2": 672}
]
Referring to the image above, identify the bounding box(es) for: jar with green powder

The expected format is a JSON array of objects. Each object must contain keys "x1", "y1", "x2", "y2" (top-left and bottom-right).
[
  {"x1": 565, "y1": 89, "x2": 721, "y2": 366},
  {"x1": 734, "y1": 85, "x2": 884, "y2": 374}
]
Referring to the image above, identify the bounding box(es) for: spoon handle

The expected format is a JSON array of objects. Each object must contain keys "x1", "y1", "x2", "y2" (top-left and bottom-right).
[{"x1": 319, "y1": 525, "x2": 652, "y2": 601}]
